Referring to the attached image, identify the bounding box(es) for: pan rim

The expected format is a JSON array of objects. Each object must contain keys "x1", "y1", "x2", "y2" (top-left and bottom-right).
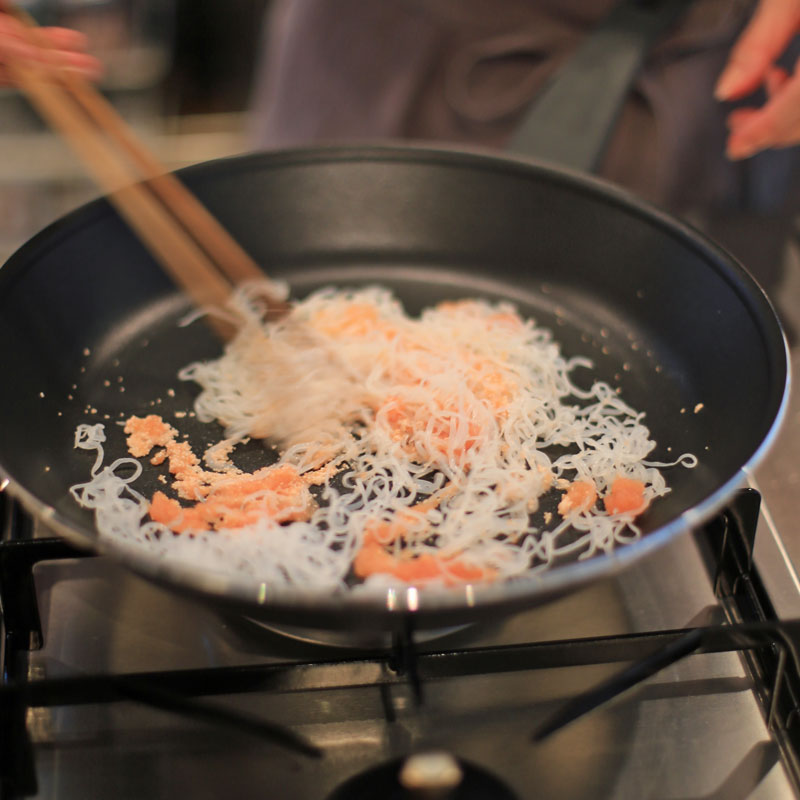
[{"x1": 0, "y1": 142, "x2": 791, "y2": 627}]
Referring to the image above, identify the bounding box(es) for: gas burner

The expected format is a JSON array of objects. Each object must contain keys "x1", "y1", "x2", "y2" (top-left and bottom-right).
[
  {"x1": 327, "y1": 752, "x2": 517, "y2": 800},
  {"x1": 240, "y1": 617, "x2": 470, "y2": 650}
]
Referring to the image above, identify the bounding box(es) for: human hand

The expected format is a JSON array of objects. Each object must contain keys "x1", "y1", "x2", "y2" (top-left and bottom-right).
[
  {"x1": 0, "y1": 10, "x2": 102, "y2": 87},
  {"x1": 714, "y1": 0, "x2": 800, "y2": 159}
]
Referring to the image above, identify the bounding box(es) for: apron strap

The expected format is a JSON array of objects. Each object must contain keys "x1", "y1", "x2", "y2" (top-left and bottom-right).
[{"x1": 508, "y1": 0, "x2": 694, "y2": 172}]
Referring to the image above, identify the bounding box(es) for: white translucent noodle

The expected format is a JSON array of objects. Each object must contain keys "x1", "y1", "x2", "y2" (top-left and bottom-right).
[{"x1": 70, "y1": 284, "x2": 695, "y2": 596}]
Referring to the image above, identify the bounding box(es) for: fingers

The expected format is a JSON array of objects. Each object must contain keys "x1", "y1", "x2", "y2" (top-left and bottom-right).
[
  {"x1": 726, "y1": 107, "x2": 760, "y2": 131},
  {"x1": 0, "y1": 14, "x2": 102, "y2": 84},
  {"x1": 42, "y1": 26, "x2": 90, "y2": 53},
  {"x1": 765, "y1": 65, "x2": 790, "y2": 97},
  {"x1": 48, "y1": 47, "x2": 103, "y2": 80},
  {"x1": 716, "y1": 0, "x2": 800, "y2": 159},
  {"x1": 0, "y1": 14, "x2": 31, "y2": 84},
  {"x1": 715, "y1": 0, "x2": 800, "y2": 100},
  {"x1": 725, "y1": 63, "x2": 800, "y2": 158}
]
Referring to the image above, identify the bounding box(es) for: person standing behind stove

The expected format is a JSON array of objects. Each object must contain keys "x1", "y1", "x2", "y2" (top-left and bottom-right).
[
  {"x1": 248, "y1": 0, "x2": 800, "y2": 296},
  {"x1": 2, "y1": 0, "x2": 799, "y2": 206},
  {"x1": 1, "y1": 0, "x2": 798, "y2": 213},
  {"x1": 3, "y1": 1, "x2": 800, "y2": 298}
]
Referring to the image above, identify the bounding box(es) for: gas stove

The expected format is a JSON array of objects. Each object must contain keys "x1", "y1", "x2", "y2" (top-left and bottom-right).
[
  {"x1": 2, "y1": 481, "x2": 800, "y2": 799},
  {"x1": 3, "y1": 140, "x2": 800, "y2": 799}
]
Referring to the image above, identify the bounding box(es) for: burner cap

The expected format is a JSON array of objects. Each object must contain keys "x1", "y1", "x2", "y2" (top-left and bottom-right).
[{"x1": 327, "y1": 753, "x2": 517, "y2": 799}]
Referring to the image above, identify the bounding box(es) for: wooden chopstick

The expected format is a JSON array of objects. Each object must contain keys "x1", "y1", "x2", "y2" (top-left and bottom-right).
[
  {"x1": 13, "y1": 7, "x2": 268, "y2": 287},
  {"x1": 5, "y1": 7, "x2": 289, "y2": 334},
  {"x1": 11, "y1": 59, "x2": 234, "y2": 307}
]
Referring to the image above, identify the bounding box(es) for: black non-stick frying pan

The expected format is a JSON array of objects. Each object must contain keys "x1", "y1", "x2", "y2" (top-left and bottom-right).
[
  {"x1": 0, "y1": 0, "x2": 789, "y2": 630},
  {"x1": 0, "y1": 143, "x2": 788, "y2": 630}
]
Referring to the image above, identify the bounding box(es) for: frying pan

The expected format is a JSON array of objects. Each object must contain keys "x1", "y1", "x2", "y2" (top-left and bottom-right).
[
  {"x1": 0, "y1": 1, "x2": 789, "y2": 631},
  {"x1": 0, "y1": 142, "x2": 788, "y2": 630}
]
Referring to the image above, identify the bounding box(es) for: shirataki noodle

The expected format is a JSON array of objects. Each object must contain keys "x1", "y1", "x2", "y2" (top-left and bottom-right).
[{"x1": 70, "y1": 284, "x2": 696, "y2": 596}]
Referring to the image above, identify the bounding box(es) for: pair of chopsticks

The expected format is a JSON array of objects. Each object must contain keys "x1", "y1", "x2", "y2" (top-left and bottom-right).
[{"x1": 4, "y1": 5, "x2": 288, "y2": 337}]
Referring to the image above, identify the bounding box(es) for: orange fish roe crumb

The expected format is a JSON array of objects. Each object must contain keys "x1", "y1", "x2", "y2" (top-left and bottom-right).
[
  {"x1": 149, "y1": 463, "x2": 314, "y2": 533},
  {"x1": 558, "y1": 480, "x2": 597, "y2": 516},
  {"x1": 203, "y1": 439, "x2": 241, "y2": 472},
  {"x1": 126, "y1": 414, "x2": 316, "y2": 533},
  {"x1": 353, "y1": 543, "x2": 493, "y2": 585},
  {"x1": 604, "y1": 476, "x2": 648, "y2": 517},
  {"x1": 311, "y1": 303, "x2": 396, "y2": 340},
  {"x1": 354, "y1": 485, "x2": 477, "y2": 584},
  {"x1": 362, "y1": 485, "x2": 458, "y2": 547},
  {"x1": 124, "y1": 414, "x2": 178, "y2": 457},
  {"x1": 377, "y1": 395, "x2": 482, "y2": 461}
]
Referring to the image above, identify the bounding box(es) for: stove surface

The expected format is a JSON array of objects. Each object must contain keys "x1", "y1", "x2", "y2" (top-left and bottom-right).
[{"x1": 15, "y1": 515, "x2": 794, "y2": 800}]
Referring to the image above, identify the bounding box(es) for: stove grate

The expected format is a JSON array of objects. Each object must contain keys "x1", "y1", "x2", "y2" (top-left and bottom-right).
[{"x1": 2, "y1": 489, "x2": 800, "y2": 798}]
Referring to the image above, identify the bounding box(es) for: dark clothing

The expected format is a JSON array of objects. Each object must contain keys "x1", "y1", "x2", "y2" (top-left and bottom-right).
[
  {"x1": 249, "y1": 0, "x2": 800, "y2": 307},
  {"x1": 250, "y1": 0, "x2": 776, "y2": 214}
]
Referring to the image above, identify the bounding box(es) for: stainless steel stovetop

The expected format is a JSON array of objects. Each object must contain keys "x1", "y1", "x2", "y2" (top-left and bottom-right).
[{"x1": 0, "y1": 489, "x2": 790, "y2": 800}]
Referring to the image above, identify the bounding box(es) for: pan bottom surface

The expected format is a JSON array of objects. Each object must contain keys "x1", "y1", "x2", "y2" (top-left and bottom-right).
[{"x1": 28, "y1": 263, "x2": 712, "y2": 624}]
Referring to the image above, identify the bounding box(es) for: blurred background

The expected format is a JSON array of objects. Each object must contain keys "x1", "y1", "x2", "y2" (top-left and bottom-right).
[
  {"x1": 0, "y1": 0, "x2": 270, "y2": 262},
  {"x1": 2, "y1": 0, "x2": 800, "y2": 335}
]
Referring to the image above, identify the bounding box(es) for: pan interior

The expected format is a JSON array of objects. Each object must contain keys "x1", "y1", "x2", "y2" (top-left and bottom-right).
[{"x1": 1, "y1": 263, "x2": 729, "y2": 543}]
